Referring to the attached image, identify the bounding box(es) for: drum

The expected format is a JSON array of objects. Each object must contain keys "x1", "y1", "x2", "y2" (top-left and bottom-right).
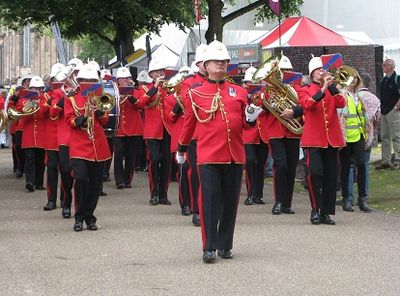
[{"x1": 102, "y1": 81, "x2": 120, "y2": 137}]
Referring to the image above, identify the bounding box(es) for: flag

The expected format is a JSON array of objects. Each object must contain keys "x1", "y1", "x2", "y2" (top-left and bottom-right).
[
  {"x1": 80, "y1": 82, "x2": 103, "y2": 97},
  {"x1": 268, "y1": 0, "x2": 281, "y2": 16},
  {"x1": 103, "y1": 74, "x2": 117, "y2": 82},
  {"x1": 194, "y1": 0, "x2": 204, "y2": 24},
  {"x1": 118, "y1": 86, "x2": 135, "y2": 96},
  {"x1": 282, "y1": 71, "x2": 303, "y2": 85},
  {"x1": 227, "y1": 64, "x2": 239, "y2": 76},
  {"x1": 321, "y1": 53, "x2": 343, "y2": 70},
  {"x1": 164, "y1": 69, "x2": 179, "y2": 80},
  {"x1": 19, "y1": 89, "x2": 39, "y2": 100},
  {"x1": 247, "y1": 84, "x2": 264, "y2": 95}
]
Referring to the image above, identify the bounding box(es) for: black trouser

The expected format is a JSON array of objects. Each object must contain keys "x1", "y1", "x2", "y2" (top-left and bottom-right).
[
  {"x1": 176, "y1": 155, "x2": 190, "y2": 209},
  {"x1": 135, "y1": 136, "x2": 147, "y2": 170},
  {"x1": 340, "y1": 137, "x2": 367, "y2": 200},
  {"x1": 24, "y1": 147, "x2": 45, "y2": 188},
  {"x1": 70, "y1": 159, "x2": 105, "y2": 224},
  {"x1": 269, "y1": 138, "x2": 300, "y2": 208},
  {"x1": 113, "y1": 136, "x2": 138, "y2": 186},
  {"x1": 305, "y1": 146, "x2": 338, "y2": 215},
  {"x1": 15, "y1": 131, "x2": 24, "y2": 173},
  {"x1": 11, "y1": 133, "x2": 18, "y2": 172},
  {"x1": 244, "y1": 140, "x2": 268, "y2": 199},
  {"x1": 59, "y1": 145, "x2": 73, "y2": 208},
  {"x1": 188, "y1": 140, "x2": 200, "y2": 213},
  {"x1": 146, "y1": 129, "x2": 171, "y2": 199},
  {"x1": 104, "y1": 136, "x2": 113, "y2": 178},
  {"x1": 46, "y1": 150, "x2": 61, "y2": 203},
  {"x1": 198, "y1": 164, "x2": 243, "y2": 251}
]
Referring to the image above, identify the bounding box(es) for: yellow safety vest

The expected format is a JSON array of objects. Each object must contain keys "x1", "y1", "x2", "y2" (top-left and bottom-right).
[{"x1": 345, "y1": 93, "x2": 365, "y2": 143}]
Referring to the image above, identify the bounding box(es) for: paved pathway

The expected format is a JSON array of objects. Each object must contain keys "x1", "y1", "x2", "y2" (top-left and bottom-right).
[{"x1": 0, "y1": 149, "x2": 399, "y2": 296}]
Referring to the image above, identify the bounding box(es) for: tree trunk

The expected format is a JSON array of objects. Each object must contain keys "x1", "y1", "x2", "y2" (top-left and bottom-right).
[
  {"x1": 113, "y1": 25, "x2": 134, "y2": 65},
  {"x1": 205, "y1": 0, "x2": 224, "y2": 44}
]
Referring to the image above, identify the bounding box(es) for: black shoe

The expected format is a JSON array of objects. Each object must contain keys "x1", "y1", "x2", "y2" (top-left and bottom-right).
[
  {"x1": 217, "y1": 249, "x2": 233, "y2": 259},
  {"x1": 73, "y1": 220, "x2": 83, "y2": 232},
  {"x1": 124, "y1": 184, "x2": 132, "y2": 188},
  {"x1": 26, "y1": 182, "x2": 34, "y2": 192},
  {"x1": 181, "y1": 206, "x2": 191, "y2": 216},
  {"x1": 253, "y1": 197, "x2": 266, "y2": 204},
  {"x1": 244, "y1": 195, "x2": 254, "y2": 205},
  {"x1": 320, "y1": 214, "x2": 336, "y2": 225},
  {"x1": 35, "y1": 185, "x2": 46, "y2": 190},
  {"x1": 86, "y1": 222, "x2": 98, "y2": 231},
  {"x1": 99, "y1": 191, "x2": 107, "y2": 196},
  {"x1": 359, "y1": 201, "x2": 371, "y2": 212},
  {"x1": 310, "y1": 209, "x2": 320, "y2": 225},
  {"x1": 203, "y1": 250, "x2": 216, "y2": 263},
  {"x1": 16, "y1": 171, "x2": 23, "y2": 178},
  {"x1": 103, "y1": 175, "x2": 111, "y2": 182},
  {"x1": 192, "y1": 213, "x2": 201, "y2": 226},
  {"x1": 116, "y1": 184, "x2": 124, "y2": 190},
  {"x1": 149, "y1": 196, "x2": 159, "y2": 205},
  {"x1": 43, "y1": 201, "x2": 56, "y2": 211},
  {"x1": 342, "y1": 200, "x2": 354, "y2": 212},
  {"x1": 281, "y1": 207, "x2": 295, "y2": 214},
  {"x1": 62, "y1": 207, "x2": 71, "y2": 218},
  {"x1": 272, "y1": 202, "x2": 282, "y2": 215},
  {"x1": 159, "y1": 198, "x2": 171, "y2": 205}
]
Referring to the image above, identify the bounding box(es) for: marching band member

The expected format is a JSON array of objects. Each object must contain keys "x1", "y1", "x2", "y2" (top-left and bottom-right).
[
  {"x1": 266, "y1": 55, "x2": 303, "y2": 215},
  {"x1": 242, "y1": 66, "x2": 269, "y2": 206},
  {"x1": 139, "y1": 59, "x2": 172, "y2": 206},
  {"x1": 163, "y1": 69, "x2": 191, "y2": 216},
  {"x1": 48, "y1": 64, "x2": 74, "y2": 218},
  {"x1": 43, "y1": 63, "x2": 66, "y2": 211},
  {"x1": 64, "y1": 64, "x2": 111, "y2": 231},
  {"x1": 19, "y1": 76, "x2": 49, "y2": 192},
  {"x1": 176, "y1": 40, "x2": 263, "y2": 263},
  {"x1": 297, "y1": 56, "x2": 346, "y2": 225},
  {"x1": 113, "y1": 67, "x2": 144, "y2": 189},
  {"x1": 178, "y1": 44, "x2": 208, "y2": 226}
]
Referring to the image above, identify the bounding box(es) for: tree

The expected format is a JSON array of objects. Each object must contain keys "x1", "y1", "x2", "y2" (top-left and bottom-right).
[
  {"x1": 204, "y1": 0, "x2": 304, "y2": 44},
  {"x1": 0, "y1": 0, "x2": 196, "y2": 62}
]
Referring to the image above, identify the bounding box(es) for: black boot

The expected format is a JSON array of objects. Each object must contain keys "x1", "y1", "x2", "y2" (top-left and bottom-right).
[
  {"x1": 272, "y1": 202, "x2": 282, "y2": 215},
  {"x1": 244, "y1": 195, "x2": 254, "y2": 205},
  {"x1": 310, "y1": 209, "x2": 320, "y2": 225},
  {"x1": 342, "y1": 199, "x2": 354, "y2": 212},
  {"x1": 358, "y1": 197, "x2": 371, "y2": 212}
]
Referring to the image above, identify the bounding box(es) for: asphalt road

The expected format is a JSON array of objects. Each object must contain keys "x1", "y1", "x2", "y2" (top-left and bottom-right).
[{"x1": 0, "y1": 148, "x2": 399, "y2": 296}]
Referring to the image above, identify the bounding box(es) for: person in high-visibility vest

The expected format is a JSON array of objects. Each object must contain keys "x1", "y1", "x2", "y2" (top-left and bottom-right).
[{"x1": 339, "y1": 71, "x2": 370, "y2": 212}]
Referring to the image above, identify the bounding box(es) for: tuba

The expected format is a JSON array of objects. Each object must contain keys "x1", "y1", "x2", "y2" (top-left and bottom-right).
[{"x1": 253, "y1": 59, "x2": 303, "y2": 135}]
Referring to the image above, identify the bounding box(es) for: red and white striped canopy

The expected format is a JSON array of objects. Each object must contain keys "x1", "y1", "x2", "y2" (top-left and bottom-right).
[{"x1": 260, "y1": 16, "x2": 349, "y2": 49}]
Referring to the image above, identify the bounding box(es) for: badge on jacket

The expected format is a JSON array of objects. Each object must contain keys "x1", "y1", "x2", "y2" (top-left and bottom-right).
[{"x1": 228, "y1": 87, "x2": 237, "y2": 97}]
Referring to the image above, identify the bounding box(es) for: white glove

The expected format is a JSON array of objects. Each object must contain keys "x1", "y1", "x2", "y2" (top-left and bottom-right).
[
  {"x1": 245, "y1": 104, "x2": 263, "y2": 122},
  {"x1": 175, "y1": 152, "x2": 186, "y2": 164}
]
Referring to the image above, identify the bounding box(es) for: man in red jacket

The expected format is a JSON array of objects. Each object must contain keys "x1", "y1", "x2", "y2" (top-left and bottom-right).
[
  {"x1": 64, "y1": 64, "x2": 111, "y2": 231},
  {"x1": 297, "y1": 56, "x2": 346, "y2": 225},
  {"x1": 139, "y1": 59, "x2": 172, "y2": 206},
  {"x1": 176, "y1": 40, "x2": 263, "y2": 263}
]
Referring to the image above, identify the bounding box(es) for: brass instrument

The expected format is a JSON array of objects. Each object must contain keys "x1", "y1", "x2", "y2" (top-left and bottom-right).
[
  {"x1": 166, "y1": 73, "x2": 186, "y2": 112},
  {"x1": 85, "y1": 87, "x2": 116, "y2": 140},
  {"x1": 54, "y1": 66, "x2": 80, "y2": 96},
  {"x1": 253, "y1": 59, "x2": 303, "y2": 135},
  {"x1": 331, "y1": 65, "x2": 360, "y2": 88},
  {"x1": 7, "y1": 97, "x2": 40, "y2": 122},
  {"x1": 0, "y1": 110, "x2": 7, "y2": 133}
]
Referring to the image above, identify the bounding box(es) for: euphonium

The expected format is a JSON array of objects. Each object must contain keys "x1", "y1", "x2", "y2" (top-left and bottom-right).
[
  {"x1": 54, "y1": 66, "x2": 80, "y2": 96},
  {"x1": 7, "y1": 98, "x2": 40, "y2": 121},
  {"x1": 252, "y1": 59, "x2": 303, "y2": 135}
]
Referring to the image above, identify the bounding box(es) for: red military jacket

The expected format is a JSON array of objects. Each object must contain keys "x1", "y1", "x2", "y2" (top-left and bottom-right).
[
  {"x1": 180, "y1": 72, "x2": 207, "y2": 140},
  {"x1": 19, "y1": 94, "x2": 49, "y2": 149},
  {"x1": 115, "y1": 88, "x2": 144, "y2": 137},
  {"x1": 298, "y1": 82, "x2": 346, "y2": 148},
  {"x1": 44, "y1": 91, "x2": 62, "y2": 150},
  {"x1": 179, "y1": 79, "x2": 250, "y2": 164},
  {"x1": 163, "y1": 92, "x2": 184, "y2": 152},
  {"x1": 64, "y1": 93, "x2": 111, "y2": 161},
  {"x1": 49, "y1": 89, "x2": 71, "y2": 147},
  {"x1": 139, "y1": 82, "x2": 168, "y2": 139}
]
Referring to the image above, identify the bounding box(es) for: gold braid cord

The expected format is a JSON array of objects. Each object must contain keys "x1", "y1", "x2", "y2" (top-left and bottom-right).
[
  {"x1": 189, "y1": 87, "x2": 222, "y2": 123},
  {"x1": 147, "y1": 92, "x2": 161, "y2": 109}
]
